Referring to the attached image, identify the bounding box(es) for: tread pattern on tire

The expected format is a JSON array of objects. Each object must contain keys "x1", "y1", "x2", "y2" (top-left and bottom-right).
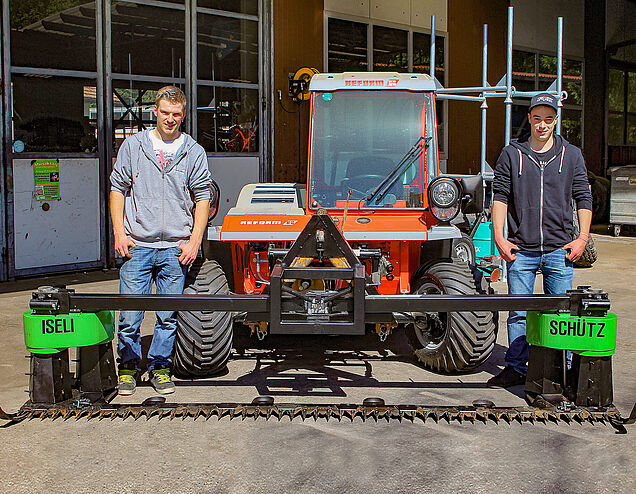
[
  {"x1": 173, "y1": 259, "x2": 233, "y2": 378},
  {"x1": 406, "y1": 260, "x2": 497, "y2": 373},
  {"x1": 572, "y1": 210, "x2": 597, "y2": 268}
]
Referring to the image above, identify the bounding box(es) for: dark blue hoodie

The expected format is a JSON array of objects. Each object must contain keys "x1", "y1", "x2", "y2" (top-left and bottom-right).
[{"x1": 493, "y1": 134, "x2": 592, "y2": 252}]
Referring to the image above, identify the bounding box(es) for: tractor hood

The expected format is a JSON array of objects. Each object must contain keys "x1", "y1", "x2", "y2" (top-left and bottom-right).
[
  {"x1": 216, "y1": 213, "x2": 460, "y2": 242},
  {"x1": 208, "y1": 183, "x2": 460, "y2": 241}
]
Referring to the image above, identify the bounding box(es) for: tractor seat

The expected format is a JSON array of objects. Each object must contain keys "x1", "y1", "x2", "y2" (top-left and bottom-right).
[{"x1": 345, "y1": 156, "x2": 393, "y2": 179}]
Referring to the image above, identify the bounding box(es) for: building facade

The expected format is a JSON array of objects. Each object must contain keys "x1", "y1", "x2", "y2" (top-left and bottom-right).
[{"x1": 0, "y1": 0, "x2": 633, "y2": 279}]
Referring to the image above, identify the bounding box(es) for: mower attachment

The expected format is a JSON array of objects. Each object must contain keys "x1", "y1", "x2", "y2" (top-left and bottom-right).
[{"x1": 3, "y1": 398, "x2": 635, "y2": 434}]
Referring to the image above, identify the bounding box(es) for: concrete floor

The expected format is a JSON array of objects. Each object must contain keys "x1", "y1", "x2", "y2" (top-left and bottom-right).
[{"x1": 1, "y1": 233, "x2": 635, "y2": 493}]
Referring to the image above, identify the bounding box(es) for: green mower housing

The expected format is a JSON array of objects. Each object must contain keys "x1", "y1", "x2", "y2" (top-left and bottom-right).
[
  {"x1": 526, "y1": 311, "x2": 617, "y2": 356},
  {"x1": 23, "y1": 310, "x2": 115, "y2": 354}
]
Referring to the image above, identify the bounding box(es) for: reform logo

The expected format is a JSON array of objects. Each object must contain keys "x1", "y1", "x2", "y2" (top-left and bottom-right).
[
  {"x1": 344, "y1": 79, "x2": 385, "y2": 87},
  {"x1": 239, "y1": 220, "x2": 298, "y2": 226},
  {"x1": 240, "y1": 220, "x2": 281, "y2": 225}
]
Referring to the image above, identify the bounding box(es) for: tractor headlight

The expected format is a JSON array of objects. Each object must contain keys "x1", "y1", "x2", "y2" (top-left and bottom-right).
[{"x1": 428, "y1": 177, "x2": 461, "y2": 222}]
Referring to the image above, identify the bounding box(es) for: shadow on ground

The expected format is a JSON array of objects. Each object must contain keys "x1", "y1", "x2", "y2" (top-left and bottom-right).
[
  {"x1": 136, "y1": 328, "x2": 523, "y2": 400},
  {"x1": 0, "y1": 269, "x2": 120, "y2": 294}
]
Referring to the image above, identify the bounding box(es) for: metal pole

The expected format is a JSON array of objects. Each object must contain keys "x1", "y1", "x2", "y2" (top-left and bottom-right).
[
  {"x1": 188, "y1": 0, "x2": 196, "y2": 139},
  {"x1": 407, "y1": 25, "x2": 413, "y2": 72},
  {"x1": 430, "y1": 15, "x2": 436, "y2": 79},
  {"x1": 367, "y1": 23, "x2": 373, "y2": 71},
  {"x1": 481, "y1": 24, "x2": 488, "y2": 176},
  {"x1": 268, "y1": 0, "x2": 275, "y2": 181},
  {"x1": 436, "y1": 94, "x2": 484, "y2": 102},
  {"x1": 96, "y1": 0, "x2": 106, "y2": 269},
  {"x1": 258, "y1": 0, "x2": 266, "y2": 181},
  {"x1": 556, "y1": 16, "x2": 563, "y2": 135},
  {"x1": 1, "y1": 0, "x2": 11, "y2": 280},
  {"x1": 504, "y1": 6, "x2": 513, "y2": 146},
  {"x1": 503, "y1": 7, "x2": 514, "y2": 280},
  {"x1": 104, "y1": 0, "x2": 115, "y2": 267},
  {"x1": 435, "y1": 86, "x2": 508, "y2": 93}
]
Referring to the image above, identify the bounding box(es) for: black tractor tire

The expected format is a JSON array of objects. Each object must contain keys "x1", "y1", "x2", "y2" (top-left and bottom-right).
[
  {"x1": 589, "y1": 171, "x2": 610, "y2": 224},
  {"x1": 572, "y1": 210, "x2": 597, "y2": 268},
  {"x1": 406, "y1": 259, "x2": 497, "y2": 373},
  {"x1": 172, "y1": 259, "x2": 233, "y2": 378},
  {"x1": 451, "y1": 233, "x2": 476, "y2": 265}
]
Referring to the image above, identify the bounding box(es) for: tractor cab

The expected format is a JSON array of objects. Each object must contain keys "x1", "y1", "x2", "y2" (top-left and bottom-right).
[{"x1": 307, "y1": 73, "x2": 440, "y2": 212}]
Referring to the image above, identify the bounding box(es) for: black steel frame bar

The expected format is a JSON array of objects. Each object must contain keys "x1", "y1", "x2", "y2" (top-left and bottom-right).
[
  {"x1": 283, "y1": 267, "x2": 355, "y2": 279},
  {"x1": 366, "y1": 294, "x2": 572, "y2": 312},
  {"x1": 43, "y1": 292, "x2": 576, "y2": 314}
]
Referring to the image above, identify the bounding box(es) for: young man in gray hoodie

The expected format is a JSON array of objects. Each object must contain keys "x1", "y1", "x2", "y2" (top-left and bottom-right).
[
  {"x1": 488, "y1": 93, "x2": 592, "y2": 388},
  {"x1": 109, "y1": 86, "x2": 211, "y2": 395}
]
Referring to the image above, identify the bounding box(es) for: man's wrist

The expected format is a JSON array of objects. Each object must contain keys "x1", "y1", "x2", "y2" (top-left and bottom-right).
[{"x1": 188, "y1": 234, "x2": 203, "y2": 245}]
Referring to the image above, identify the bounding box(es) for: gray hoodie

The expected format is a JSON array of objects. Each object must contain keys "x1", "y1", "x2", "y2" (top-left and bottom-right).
[{"x1": 110, "y1": 130, "x2": 211, "y2": 248}]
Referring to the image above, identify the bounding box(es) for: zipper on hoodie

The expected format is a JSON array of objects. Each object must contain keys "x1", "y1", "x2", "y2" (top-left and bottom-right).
[
  {"x1": 539, "y1": 164, "x2": 544, "y2": 251},
  {"x1": 143, "y1": 132, "x2": 188, "y2": 246},
  {"x1": 161, "y1": 168, "x2": 165, "y2": 245},
  {"x1": 515, "y1": 138, "x2": 567, "y2": 253},
  {"x1": 526, "y1": 153, "x2": 545, "y2": 252}
]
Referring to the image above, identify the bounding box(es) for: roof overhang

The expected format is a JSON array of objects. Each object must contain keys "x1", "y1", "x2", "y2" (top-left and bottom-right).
[{"x1": 309, "y1": 72, "x2": 437, "y2": 92}]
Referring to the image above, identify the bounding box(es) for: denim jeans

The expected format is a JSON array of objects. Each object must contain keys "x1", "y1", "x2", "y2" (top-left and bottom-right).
[
  {"x1": 505, "y1": 249, "x2": 573, "y2": 375},
  {"x1": 117, "y1": 246, "x2": 187, "y2": 370}
]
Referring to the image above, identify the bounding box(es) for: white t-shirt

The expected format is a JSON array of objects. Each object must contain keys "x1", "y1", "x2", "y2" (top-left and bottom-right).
[{"x1": 149, "y1": 131, "x2": 184, "y2": 171}]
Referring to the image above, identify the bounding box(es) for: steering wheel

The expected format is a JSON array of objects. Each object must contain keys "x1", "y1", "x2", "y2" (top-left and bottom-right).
[{"x1": 345, "y1": 174, "x2": 385, "y2": 196}]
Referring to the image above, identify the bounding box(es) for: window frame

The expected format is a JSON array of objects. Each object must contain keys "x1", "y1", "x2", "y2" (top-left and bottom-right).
[
  {"x1": 511, "y1": 47, "x2": 584, "y2": 147},
  {"x1": 105, "y1": 0, "x2": 262, "y2": 157},
  {"x1": 193, "y1": 5, "x2": 260, "y2": 154},
  {"x1": 607, "y1": 64, "x2": 636, "y2": 146}
]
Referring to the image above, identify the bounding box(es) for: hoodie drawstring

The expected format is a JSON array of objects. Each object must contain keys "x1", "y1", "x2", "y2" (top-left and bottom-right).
[
  {"x1": 518, "y1": 148, "x2": 523, "y2": 176},
  {"x1": 558, "y1": 145, "x2": 566, "y2": 173}
]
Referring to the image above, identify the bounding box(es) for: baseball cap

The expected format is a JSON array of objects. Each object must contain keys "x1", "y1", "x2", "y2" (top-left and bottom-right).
[{"x1": 529, "y1": 92, "x2": 559, "y2": 112}]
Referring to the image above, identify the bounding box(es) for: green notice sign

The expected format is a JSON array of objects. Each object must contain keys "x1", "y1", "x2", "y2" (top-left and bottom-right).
[
  {"x1": 526, "y1": 311, "x2": 617, "y2": 356},
  {"x1": 33, "y1": 159, "x2": 60, "y2": 201},
  {"x1": 23, "y1": 310, "x2": 115, "y2": 354}
]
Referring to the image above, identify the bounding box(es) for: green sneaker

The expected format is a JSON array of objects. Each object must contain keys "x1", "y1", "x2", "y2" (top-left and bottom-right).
[
  {"x1": 118, "y1": 369, "x2": 137, "y2": 396},
  {"x1": 149, "y1": 367, "x2": 175, "y2": 395}
]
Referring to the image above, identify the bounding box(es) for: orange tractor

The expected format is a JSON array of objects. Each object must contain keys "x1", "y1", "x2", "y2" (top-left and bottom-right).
[
  {"x1": 174, "y1": 72, "x2": 497, "y2": 378},
  {"x1": 10, "y1": 12, "x2": 627, "y2": 428}
]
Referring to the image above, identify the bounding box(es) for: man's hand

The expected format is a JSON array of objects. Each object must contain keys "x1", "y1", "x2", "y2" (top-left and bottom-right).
[
  {"x1": 494, "y1": 235, "x2": 520, "y2": 262},
  {"x1": 563, "y1": 237, "x2": 587, "y2": 262},
  {"x1": 491, "y1": 200, "x2": 518, "y2": 262},
  {"x1": 565, "y1": 208, "x2": 592, "y2": 262},
  {"x1": 178, "y1": 198, "x2": 209, "y2": 266},
  {"x1": 114, "y1": 234, "x2": 136, "y2": 258},
  {"x1": 177, "y1": 239, "x2": 200, "y2": 265},
  {"x1": 110, "y1": 190, "x2": 135, "y2": 257}
]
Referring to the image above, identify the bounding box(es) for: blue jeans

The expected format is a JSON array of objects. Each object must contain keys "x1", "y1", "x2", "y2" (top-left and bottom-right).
[
  {"x1": 117, "y1": 246, "x2": 187, "y2": 371},
  {"x1": 506, "y1": 249, "x2": 573, "y2": 375}
]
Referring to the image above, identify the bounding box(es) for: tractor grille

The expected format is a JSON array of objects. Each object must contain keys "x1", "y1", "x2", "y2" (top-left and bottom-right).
[{"x1": 250, "y1": 185, "x2": 298, "y2": 205}]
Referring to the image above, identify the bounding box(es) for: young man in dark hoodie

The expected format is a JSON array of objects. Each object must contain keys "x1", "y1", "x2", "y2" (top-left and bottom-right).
[{"x1": 487, "y1": 93, "x2": 593, "y2": 388}]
